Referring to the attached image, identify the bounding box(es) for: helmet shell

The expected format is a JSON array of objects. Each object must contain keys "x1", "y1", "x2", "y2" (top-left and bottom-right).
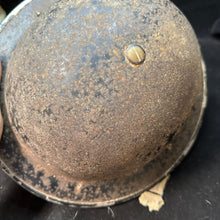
[{"x1": 0, "y1": 0, "x2": 206, "y2": 207}]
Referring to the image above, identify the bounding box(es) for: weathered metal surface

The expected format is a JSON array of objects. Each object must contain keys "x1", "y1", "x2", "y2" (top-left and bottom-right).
[{"x1": 0, "y1": 0, "x2": 206, "y2": 207}]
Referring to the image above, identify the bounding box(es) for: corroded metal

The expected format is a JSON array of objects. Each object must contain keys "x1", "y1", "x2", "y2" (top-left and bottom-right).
[{"x1": 0, "y1": 0, "x2": 206, "y2": 207}]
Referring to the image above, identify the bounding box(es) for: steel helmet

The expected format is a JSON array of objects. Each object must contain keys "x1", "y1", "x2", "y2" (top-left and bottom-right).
[{"x1": 0, "y1": 0, "x2": 206, "y2": 207}]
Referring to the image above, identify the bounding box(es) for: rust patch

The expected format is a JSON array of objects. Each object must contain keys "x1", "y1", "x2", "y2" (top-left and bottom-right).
[{"x1": 0, "y1": 0, "x2": 206, "y2": 207}]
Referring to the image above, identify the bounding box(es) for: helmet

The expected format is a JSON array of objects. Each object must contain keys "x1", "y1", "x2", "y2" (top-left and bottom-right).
[{"x1": 0, "y1": 0, "x2": 206, "y2": 207}]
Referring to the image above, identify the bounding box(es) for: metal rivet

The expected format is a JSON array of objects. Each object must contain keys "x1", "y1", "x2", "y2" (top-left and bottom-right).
[{"x1": 126, "y1": 44, "x2": 145, "y2": 65}]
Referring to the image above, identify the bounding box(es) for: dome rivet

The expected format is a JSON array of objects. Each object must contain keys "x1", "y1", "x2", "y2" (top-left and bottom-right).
[{"x1": 126, "y1": 44, "x2": 146, "y2": 65}]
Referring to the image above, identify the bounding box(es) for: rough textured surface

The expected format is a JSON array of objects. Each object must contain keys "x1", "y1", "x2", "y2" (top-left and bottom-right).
[
  {"x1": 1, "y1": 0, "x2": 205, "y2": 206},
  {"x1": 0, "y1": 0, "x2": 219, "y2": 219}
]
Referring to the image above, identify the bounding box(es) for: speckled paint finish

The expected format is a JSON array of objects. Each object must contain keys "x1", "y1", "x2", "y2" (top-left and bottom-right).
[{"x1": 0, "y1": 0, "x2": 206, "y2": 207}]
